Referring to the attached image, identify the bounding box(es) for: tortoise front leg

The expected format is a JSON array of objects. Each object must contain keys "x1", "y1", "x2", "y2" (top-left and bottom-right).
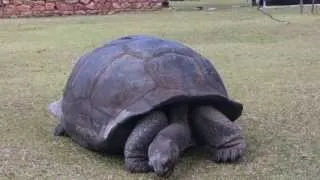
[
  {"x1": 191, "y1": 106, "x2": 246, "y2": 162},
  {"x1": 124, "y1": 111, "x2": 168, "y2": 173}
]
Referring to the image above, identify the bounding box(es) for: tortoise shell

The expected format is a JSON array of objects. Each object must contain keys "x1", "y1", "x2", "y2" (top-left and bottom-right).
[{"x1": 61, "y1": 35, "x2": 243, "y2": 153}]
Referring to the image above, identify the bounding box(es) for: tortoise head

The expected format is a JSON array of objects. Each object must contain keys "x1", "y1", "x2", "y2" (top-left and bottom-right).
[
  {"x1": 148, "y1": 139, "x2": 179, "y2": 177},
  {"x1": 48, "y1": 98, "x2": 63, "y2": 122}
]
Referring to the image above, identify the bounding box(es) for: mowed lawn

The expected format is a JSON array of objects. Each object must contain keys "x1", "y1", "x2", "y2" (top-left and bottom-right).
[{"x1": 0, "y1": 4, "x2": 320, "y2": 180}]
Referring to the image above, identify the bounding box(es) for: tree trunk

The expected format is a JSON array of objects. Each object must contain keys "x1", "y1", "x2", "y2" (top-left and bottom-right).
[
  {"x1": 311, "y1": 0, "x2": 315, "y2": 14},
  {"x1": 252, "y1": 0, "x2": 257, "y2": 6},
  {"x1": 300, "y1": 0, "x2": 304, "y2": 14}
]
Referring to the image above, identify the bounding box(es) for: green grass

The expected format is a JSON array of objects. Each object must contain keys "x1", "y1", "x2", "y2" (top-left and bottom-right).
[{"x1": 1, "y1": 3, "x2": 320, "y2": 180}]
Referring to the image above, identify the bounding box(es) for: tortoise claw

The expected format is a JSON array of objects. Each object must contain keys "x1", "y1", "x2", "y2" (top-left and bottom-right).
[{"x1": 211, "y1": 138, "x2": 246, "y2": 163}]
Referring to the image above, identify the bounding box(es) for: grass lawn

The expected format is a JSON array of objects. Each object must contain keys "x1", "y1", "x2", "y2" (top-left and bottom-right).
[{"x1": 0, "y1": 2, "x2": 320, "y2": 179}]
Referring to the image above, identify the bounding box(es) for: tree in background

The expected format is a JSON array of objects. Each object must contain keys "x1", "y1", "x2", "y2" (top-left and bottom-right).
[
  {"x1": 311, "y1": 0, "x2": 318, "y2": 14},
  {"x1": 252, "y1": 0, "x2": 257, "y2": 6},
  {"x1": 300, "y1": 0, "x2": 304, "y2": 14}
]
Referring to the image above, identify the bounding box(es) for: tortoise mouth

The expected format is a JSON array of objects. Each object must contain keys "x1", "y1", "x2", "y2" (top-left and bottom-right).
[
  {"x1": 150, "y1": 159, "x2": 175, "y2": 178},
  {"x1": 156, "y1": 167, "x2": 174, "y2": 178}
]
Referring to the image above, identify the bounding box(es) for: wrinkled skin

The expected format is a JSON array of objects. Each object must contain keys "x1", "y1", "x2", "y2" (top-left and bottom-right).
[
  {"x1": 148, "y1": 123, "x2": 191, "y2": 177},
  {"x1": 148, "y1": 136, "x2": 179, "y2": 177},
  {"x1": 147, "y1": 104, "x2": 192, "y2": 177},
  {"x1": 48, "y1": 100, "x2": 246, "y2": 177},
  {"x1": 124, "y1": 104, "x2": 193, "y2": 177},
  {"x1": 124, "y1": 111, "x2": 168, "y2": 173},
  {"x1": 191, "y1": 106, "x2": 246, "y2": 162}
]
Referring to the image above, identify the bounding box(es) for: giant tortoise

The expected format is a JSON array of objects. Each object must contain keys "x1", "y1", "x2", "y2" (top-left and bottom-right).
[{"x1": 48, "y1": 35, "x2": 246, "y2": 177}]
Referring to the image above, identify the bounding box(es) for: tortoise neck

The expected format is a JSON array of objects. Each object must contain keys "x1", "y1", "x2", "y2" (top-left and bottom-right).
[{"x1": 168, "y1": 103, "x2": 189, "y2": 124}]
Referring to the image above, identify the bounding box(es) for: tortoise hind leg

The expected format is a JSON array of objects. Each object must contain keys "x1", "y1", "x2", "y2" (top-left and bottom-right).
[
  {"x1": 191, "y1": 106, "x2": 246, "y2": 162},
  {"x1": 124, "y1": 110, "x2": 168, "y2": 173},
  {"x1": 54, "y1": 123, "x2": 68, "y2": 137}
]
